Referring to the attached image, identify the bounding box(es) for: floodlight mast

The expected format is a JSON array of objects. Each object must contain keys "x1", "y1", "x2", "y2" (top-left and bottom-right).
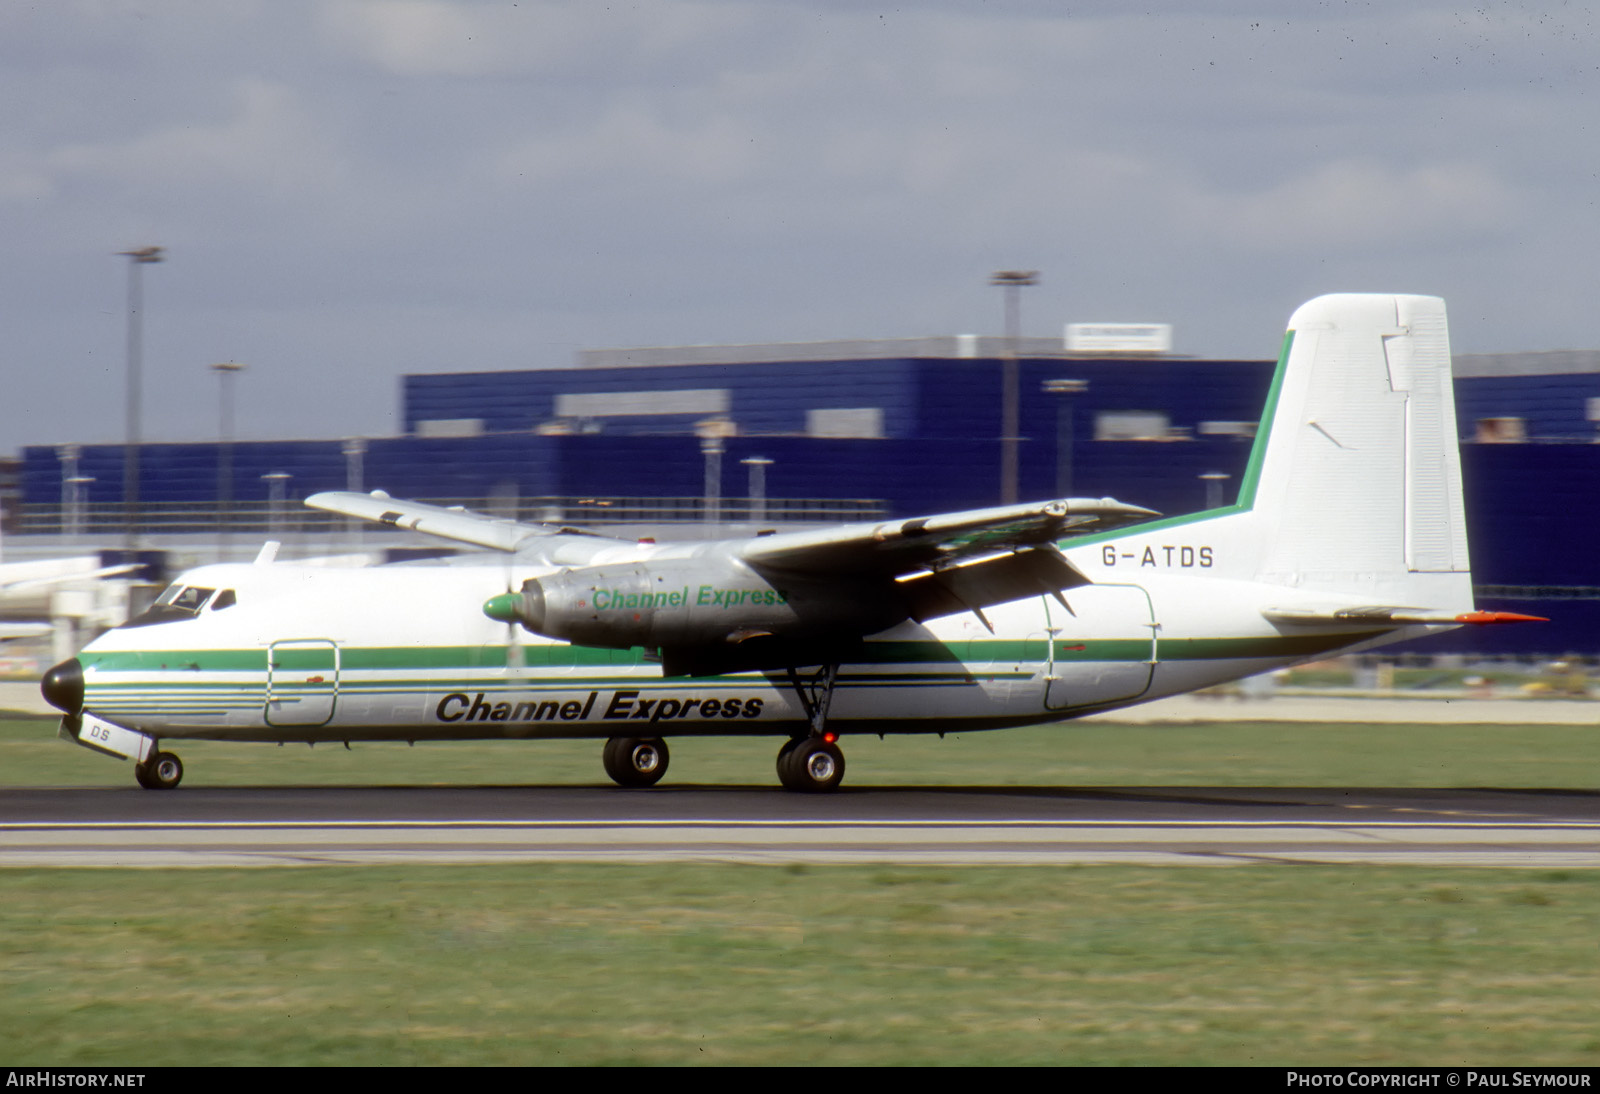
[
  {"x1": 990, "y1": 269, "x2": 1038, "y2": 505},
  {"x1": 118, "y1": 245, "x2": 164, "y2": 547}
]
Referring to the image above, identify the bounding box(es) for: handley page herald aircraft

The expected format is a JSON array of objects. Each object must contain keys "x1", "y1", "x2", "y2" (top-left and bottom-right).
[{"x1": 43, "y1": 294, "x2": 1539, "y2": 791}]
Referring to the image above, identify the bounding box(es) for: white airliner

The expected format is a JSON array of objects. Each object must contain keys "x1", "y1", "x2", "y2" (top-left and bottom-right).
[
  {"x1": 0, "y1": 554, "x2": 150, "y2": 660},
  {"x1": 41, "y1": 294, "x2": 1538, "y2": 791}
]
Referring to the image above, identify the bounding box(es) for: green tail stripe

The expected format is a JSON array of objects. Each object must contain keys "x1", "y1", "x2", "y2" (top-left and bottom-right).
[{"x1": 1063, "y1": 328, "x2": 1295, "y2": 547}]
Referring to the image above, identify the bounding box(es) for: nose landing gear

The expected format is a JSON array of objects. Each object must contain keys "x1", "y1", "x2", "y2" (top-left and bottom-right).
[{"x1": 134, "y1": 750, "x2": 184, "y2": 791}]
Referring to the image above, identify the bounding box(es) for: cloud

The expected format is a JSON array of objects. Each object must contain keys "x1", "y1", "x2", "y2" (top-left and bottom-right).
[
  {"x1": 1172, "y1": 157, "x2": 1525, "y2": 253},
  {"x1": 316, "y1": 0, "x2": 759, "y2": 80},
  {"x1": 15, "y1": 78, "x2": 345, "y2": 208},
  {"x1": 0, "y1": 1, "x2": 1595, "y2": 451}
]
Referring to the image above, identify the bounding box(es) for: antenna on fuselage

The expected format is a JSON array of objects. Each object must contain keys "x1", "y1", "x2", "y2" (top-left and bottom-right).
[{"x1": 252, "y1": 541, "x2": 280, "y2": 566}]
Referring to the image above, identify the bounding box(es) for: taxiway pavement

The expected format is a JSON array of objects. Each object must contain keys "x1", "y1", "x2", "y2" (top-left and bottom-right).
[{"x1": 4, "y1": 784, "x2": 1597, "y2": 867}]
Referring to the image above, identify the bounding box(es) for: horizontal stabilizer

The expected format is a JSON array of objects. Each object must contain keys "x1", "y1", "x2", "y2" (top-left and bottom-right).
[{"x1": 1264, "y1": 606, "x2": 1547, "y2": 627}]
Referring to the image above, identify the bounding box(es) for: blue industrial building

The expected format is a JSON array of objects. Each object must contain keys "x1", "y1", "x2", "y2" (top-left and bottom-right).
[{"x1": 16, "y1": 339, "x2": 1600, "y2": 657}]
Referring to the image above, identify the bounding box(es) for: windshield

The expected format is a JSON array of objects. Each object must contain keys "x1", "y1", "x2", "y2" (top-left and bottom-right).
[{"x1": 121, "y1": 584, "x2": 235, "y2": 628}]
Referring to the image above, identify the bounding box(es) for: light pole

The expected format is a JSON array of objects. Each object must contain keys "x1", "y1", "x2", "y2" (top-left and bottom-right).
[
  {"x1": 740, "y1": 456, "x2": 773, "y2": 523},
  {"x1": 991, "y1": 269, "x2": 1038, "y2": 505},
  {"x1": 66, "y1": 477, "x2": 95, "y2": 541},
  {"x1": 343, "y1": 438, "x2": 367, "y2": 544},
  {"x1": 262, "y1": 472, "x2": 291, "y2": 536},
  {"x1": 1200, "y1": 471, "x2": 1231, "y2": 511},
  {"x1": 57, "y1": 445, "x2": 80, "y2": 537},
  {"x1": 1041, "y1": 378, "x2": 1087, "y2": 498},
  {"x1": 701, "y1": 436, "x2": 724, "y2": 528},
  {"x1": 211, "y1": 362, "x2": 246, "y2": 549},
  {"x1": 696, "y1": 418, "x2": 733, "y2": 531},
  {"x1": 118, "y1": 245, "x2": 164, "y2": 546}
]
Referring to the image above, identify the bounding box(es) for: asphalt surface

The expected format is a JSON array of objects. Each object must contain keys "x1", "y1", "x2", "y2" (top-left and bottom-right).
[
  {"x1": 4, "y1": 784, "x2": 1597, "y2": 867},
  {"x1": 5, "y1": 681, "x2": 1595, "y2": 866}
]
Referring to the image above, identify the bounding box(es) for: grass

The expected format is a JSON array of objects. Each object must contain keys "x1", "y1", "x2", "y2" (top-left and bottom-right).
[
  {"x1": 6, "y1": 714, "x2": 1599, "y2": 1065},
  {"x1": 3, "y1": 865, "x2": 1599, "y2": 1066},
  {"x1": 4, "y1": 712, "x2": 1598, "y2": 789}
]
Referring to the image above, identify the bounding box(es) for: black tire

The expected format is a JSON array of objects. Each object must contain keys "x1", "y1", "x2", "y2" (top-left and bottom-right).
[
  {"x1": 775, "y1": 736, "x2": 802, "y2": 789},
  {"x1": 602, "y1": 737, "x2": 669, "y2": 788},
  {"x1": 135, "y1": 750, "x2": 183, "y2": 791},
  {"x1": 776, "y1": 737, "x2": 844, "y2": 793}
]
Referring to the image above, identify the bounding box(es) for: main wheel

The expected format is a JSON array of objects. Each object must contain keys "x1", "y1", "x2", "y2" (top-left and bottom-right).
[
  {"x1": 776, "y1": 737, "x2": 844, "y2": 793},
  {"x1": 602, "y1": 737, "x2": 669, "y2": 788},
  {"x1": 135, "y1": 750, "x2": 183, "y2": 791}
]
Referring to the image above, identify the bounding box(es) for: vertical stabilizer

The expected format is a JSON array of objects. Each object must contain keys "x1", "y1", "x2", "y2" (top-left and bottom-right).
[{"x1": 1245, "y1": 294, "x2": 1470, "y2": 601}]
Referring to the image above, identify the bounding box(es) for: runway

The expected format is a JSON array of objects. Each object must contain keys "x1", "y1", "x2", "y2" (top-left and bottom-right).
[{"x1": 4, "y1": 784, "x2": 1598, "y2": 867}]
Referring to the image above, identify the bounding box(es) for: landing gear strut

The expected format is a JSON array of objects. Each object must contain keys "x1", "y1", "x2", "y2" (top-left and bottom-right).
[
  {"x1": 602, "y1": 736, "x2": 669, "y2": 788},
  {"x1": 134, "y1": 749, "x2": 183, "y2": 791},
  {"x1": 777, "y1": 663, "x2": 846, "y2": 793}
]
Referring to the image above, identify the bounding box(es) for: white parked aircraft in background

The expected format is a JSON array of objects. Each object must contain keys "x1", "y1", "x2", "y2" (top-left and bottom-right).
[
  {"x1": 0, "y1": 553, "x2": 152, "y2": 661},
  {"x1": 42, "y1": 294, "x2": 1539, "y2": 791}
]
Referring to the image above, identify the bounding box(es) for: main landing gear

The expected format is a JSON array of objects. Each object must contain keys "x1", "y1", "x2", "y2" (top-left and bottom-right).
[
  {"x1": 602, "y1": 736, "x2": 670, "y2": 788},
  {"x1": 775, "y1": 663, "x2": 846, "y2": 793},
  {"x1": 600, "y1": 663, "x2": 849, "y2": 792},
  {"x1": 134, "y1": 749, "x2": 184, "y2": 791},
  {"x1": 776, "y1": 734, "x2": 845, "y2": 793}
]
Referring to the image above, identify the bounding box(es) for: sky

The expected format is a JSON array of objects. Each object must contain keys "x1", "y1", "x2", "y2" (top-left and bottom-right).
[{"x1": 4, "y1": 0, "x2": 1596, "y2": 448}]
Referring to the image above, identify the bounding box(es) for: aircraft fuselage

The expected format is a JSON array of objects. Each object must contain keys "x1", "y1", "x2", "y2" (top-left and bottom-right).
[{"x1": 50, "y1": 556, "x2": 1403, "y2": 747}]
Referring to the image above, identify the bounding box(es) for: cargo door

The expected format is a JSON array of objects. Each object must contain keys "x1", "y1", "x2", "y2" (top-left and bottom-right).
[
  {"x1": 266, "y1": 639, "x2": 340, "y2": 727},
  {"x1": 1041, "y1": 584, "x2": 1157, "y2": 711}
]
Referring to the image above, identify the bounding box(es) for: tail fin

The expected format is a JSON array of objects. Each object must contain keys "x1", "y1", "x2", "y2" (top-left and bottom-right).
[
  {"x1": 1245, "y1": 294, "x2": 1470, "y2": 600},
  {"x1": 1078, "y1": 294, "x2": 1475, "y2": 613}
]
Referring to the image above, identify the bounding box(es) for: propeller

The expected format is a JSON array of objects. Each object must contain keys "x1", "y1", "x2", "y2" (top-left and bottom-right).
[{"x1": 495, "y1": 553, "x2": 525, "y2": 676}]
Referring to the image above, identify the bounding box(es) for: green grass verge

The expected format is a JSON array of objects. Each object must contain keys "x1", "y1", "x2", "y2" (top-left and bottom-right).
[
  {"x1": 4, "y1": 865, "x2": 1599, "y2": 1066},
  {"x1": 7, "y1": 717, "x2": 1600, "y2": 1065},
  {"x1": 4, "y1": 713, "x2": 1597, "y2": 789}
]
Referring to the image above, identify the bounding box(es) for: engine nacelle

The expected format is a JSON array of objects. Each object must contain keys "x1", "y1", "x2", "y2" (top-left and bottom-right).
[{"x1": 484, "y1": 557, "x2": 906, "y2": 651}]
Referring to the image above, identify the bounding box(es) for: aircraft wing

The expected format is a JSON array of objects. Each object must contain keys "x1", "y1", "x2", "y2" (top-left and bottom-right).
[
  {"x1": 0, "y1": 564, "x2": 142, "y2": 593},
  {"x1": 739, "y1": 497, "x2": 1157, "y2": 576},
  {"x1": 740, "y1": 496, "x2": 1157, "y2": 625},
  {"x1": 304, "y1": 491, "x2": 632, "y2": 562}
]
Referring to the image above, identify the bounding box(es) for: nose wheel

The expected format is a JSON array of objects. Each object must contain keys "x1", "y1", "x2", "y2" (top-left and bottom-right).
[{"x1": 134, "y1": 750, "x2": 183, "y2": 791}]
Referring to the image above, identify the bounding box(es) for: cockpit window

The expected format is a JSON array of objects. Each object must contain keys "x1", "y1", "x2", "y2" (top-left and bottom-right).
[
  {"x1": 210, "y1": 589, "x2": 237, "y2": 611},
  {"x1": 121, "y1": 584, "x2": 223, "y2": 629},
  {"x1": 166, "y1": 586, "x2": 216, "y2": 612}
]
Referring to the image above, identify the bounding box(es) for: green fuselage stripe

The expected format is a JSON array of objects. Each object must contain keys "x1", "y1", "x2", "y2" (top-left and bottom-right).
[{"x1": 83, "y1": 630, "x2": 1381, "y2": 685}]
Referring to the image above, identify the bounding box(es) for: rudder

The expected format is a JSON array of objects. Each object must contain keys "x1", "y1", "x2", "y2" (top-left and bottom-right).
[{"x1": 1246, "y1": 293, "x2": 1470, "y2": 600}]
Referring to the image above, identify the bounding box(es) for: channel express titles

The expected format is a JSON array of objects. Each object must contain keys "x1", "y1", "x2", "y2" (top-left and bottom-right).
[{"x1": 436, "y1": 690, "x2": 765, "y2": 726}]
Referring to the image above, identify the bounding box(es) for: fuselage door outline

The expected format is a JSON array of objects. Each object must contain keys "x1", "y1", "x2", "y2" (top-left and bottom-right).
[
  {"x1": 265, "y1": 639, "x2": 341, "y2": 727},
  {"x1": 1040, "y1": 583, "x2": 1157, "y2": 712}
]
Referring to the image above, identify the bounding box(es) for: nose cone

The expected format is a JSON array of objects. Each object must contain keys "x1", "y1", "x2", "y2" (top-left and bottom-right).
[
  {"x1": 41, "y1": 658, "x2": 84, "y2": 715},
  {"x1": 483, "y1": 593, "x2": 521, "y2": 624},
  {"x1": 483, "y1": 579, "x2": 547, "y2": 632}
]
